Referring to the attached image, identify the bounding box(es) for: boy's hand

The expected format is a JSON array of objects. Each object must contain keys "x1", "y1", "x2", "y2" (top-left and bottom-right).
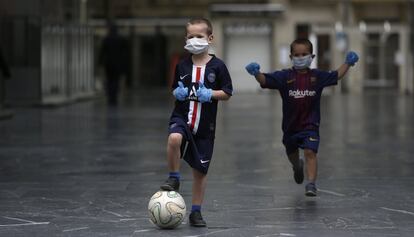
[
  {"x1": 245, "y1": 62, "x2": 261, "y2": 76},
  {"x1": 345, "y1": 51, "x2": 359, "y2": 66},
  {"x1": 196, "y1": 82, "x2": 212, "y2": 103},
  {"x1": 173, "y1": 81, "x2": 188, "y2": 101}
]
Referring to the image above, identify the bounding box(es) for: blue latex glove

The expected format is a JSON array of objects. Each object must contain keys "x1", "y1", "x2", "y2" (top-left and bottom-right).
[
  {"x1": 245, "y1": 62, "x2": 261, "y2": 76},
  {"x1": 196, "y1": 82, "x2": 212, "y2": 103},
  {"x1": 345, "y1": 51, "x2": 359, "y2": 66},
  {"x1": 173, "y1": 81, "x2": 188, "y2": 101}
]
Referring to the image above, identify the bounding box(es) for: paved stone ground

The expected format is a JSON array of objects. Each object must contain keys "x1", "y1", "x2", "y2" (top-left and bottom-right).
[{"x1": 0, "y1": 90, "x2": 413, "y2": 237}]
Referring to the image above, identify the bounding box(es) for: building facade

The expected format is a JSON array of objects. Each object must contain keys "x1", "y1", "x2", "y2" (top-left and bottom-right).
[
  {"x1": 86, "y1": 0, "x2": 413, "y2": 94},
  {"x1": 1, "y1": 0, "x2": 412, "y2": 101},
  {"x1": 0, "y1": 0, "x2": 95, "y2": 106}
]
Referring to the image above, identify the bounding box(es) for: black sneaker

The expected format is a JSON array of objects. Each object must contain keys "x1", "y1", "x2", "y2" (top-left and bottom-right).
[
  {"x1": 160, "y1": 177, "x2": 180, "y2": 191},
  {"x1": 305, "y1": 182, "x2": 317, "y2": 196},
  {"x1": 189, "y1": 211, "x2": 206, "y2": 227},
  {"x1": 293, "y1": 159, "x2": 304, "y2": 184}
]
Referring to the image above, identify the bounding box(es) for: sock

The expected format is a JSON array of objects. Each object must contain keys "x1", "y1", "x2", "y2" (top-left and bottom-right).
[
  {"x1": 169, "y1": 172, "x2": 180, "y2": 181},
  {"x1": 191, "y1": 205, "x2": 201, "y2": 212}
]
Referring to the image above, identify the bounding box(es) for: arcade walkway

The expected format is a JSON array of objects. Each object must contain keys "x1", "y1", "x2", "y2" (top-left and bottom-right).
[{"x1": 0, "y1": 89, "x2": 413, "y2": 237}]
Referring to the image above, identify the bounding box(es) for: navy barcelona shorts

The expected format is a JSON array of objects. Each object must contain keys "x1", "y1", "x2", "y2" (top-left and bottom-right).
[
  {"x1": 283, "y1": 130, "x2": 320, "y2": 155},
  {"x1": 168, "y1": 117, "x2": 214, "y2": 174}
]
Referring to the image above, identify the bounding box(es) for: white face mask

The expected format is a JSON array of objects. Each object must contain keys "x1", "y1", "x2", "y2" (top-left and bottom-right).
[
  {"x1": 292, "y1": 55, "x2": 313, "y2": 69},
  {"x1": 184, "y1": 38, "x2": 209, "y2": 55}
]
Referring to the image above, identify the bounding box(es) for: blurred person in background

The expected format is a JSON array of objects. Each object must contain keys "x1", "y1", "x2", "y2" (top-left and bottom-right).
[
  {"x1": 0, "y1": 45, "x2": 11, "y2": 109},
  {"x1": 99, "y1": 23, "x2": 129, "y2": 106}
]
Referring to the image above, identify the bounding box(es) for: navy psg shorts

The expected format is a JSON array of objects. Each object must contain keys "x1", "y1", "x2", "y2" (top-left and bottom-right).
[
  {"x1": 283, "y1": 130, "x2": 320, "y2": 155},
  {"x1": 168, "y1": 117, "x2": 214, "y2": 174}
]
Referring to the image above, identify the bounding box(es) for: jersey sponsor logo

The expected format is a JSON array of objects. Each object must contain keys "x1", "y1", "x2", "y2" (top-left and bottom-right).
[
  {"x1": 289, "y1": 89, "x2": 316, "y2": 99},
  {"x1": 188, "y1": 85, "x2": 199, "y2": 101},
  {"x1": 180, "y1": 74, "x2": 189, "y2": 80}
]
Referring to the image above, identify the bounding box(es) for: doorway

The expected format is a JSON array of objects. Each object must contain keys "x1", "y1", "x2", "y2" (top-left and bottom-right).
[
  {"x1": 224, "y1": 23, "x2": 272, "y2": 92},
  {"x1": 364, "y1": 32, "x2": 399, "y2": 88}
]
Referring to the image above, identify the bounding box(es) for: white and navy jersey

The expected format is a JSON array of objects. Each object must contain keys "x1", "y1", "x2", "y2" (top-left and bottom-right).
[{"x1": 170, "y1": 55, "x2": 233, "y2": 139}]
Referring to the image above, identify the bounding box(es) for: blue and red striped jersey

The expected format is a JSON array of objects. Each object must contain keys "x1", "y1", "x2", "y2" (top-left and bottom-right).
[{"x1": 263, "y1": 68, "x2": 338, "y2": 134}]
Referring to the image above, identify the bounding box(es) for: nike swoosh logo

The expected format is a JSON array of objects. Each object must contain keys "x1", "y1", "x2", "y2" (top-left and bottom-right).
[
  {"x1": 180, "y1": 74, "x2": 189, "y2": 80},
  {"x1": 200, "y1": 160, "x2": 210, "y2": 164},
  {"x1": 309, "y1": 137, "x2": 319, "y2": 141}
]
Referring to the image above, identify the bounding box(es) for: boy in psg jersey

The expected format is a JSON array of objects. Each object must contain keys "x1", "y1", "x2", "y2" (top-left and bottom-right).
[
  {"x1": 160, "y1": 18, "x2": 233, "y2": 227},
  {"x1": 245, "y1": 38, "x2": 358, "y2": 196}
]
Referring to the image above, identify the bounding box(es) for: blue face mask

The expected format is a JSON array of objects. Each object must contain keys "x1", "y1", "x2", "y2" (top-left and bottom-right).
[{"x1": 292, "y1": 55, "x2": 313, "y2": 69}]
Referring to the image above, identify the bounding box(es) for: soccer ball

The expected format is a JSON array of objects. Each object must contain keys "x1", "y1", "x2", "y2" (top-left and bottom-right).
[{"x1": 148, "y1": 191, "x2": 186, "y2": 229}]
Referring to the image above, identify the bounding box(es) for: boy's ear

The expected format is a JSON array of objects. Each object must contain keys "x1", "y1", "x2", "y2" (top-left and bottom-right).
[{"x1": 208, "y1": 34, "x2": 214, "y2": 42}]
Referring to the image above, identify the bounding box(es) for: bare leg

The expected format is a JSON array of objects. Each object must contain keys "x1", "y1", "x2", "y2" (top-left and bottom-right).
[
  {"x1": 189, "y1": 168, "x2": 208, "y2": 227},
  {"x1": 304, "y1": 149, "x2": 317, "y2": 182},
  {"x1": 192, "y1": 169, "x2": 207, "y2": 206},
  {"x1": 167, "y1": 133, "x2": 182, "y2": 172},
  {"x1": 160, "y1": 133, "x2": 183, "y2": 191}
]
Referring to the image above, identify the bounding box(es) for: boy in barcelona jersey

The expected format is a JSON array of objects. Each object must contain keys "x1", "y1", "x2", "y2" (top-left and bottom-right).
[{"x1": 245, "y1": 38, "x2": 359, "y2": 196}]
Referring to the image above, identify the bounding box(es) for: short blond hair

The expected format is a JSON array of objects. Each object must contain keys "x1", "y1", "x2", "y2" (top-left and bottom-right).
[{"x1": 187, "y1": 18, "x2": 213, "y2": 35}]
